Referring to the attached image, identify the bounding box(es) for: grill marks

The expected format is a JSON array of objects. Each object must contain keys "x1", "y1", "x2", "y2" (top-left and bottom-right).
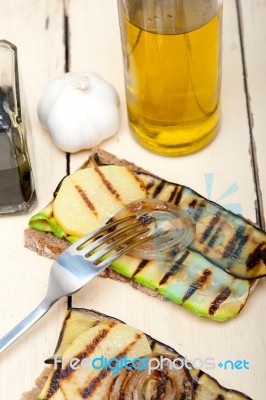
[
  {"x1": 165, "y1": 185, "x2": 183, "y2": 206},
  {"x1": 139, "y1": 173, "x2": 184, "y2": 202},
  {"x1": 200, "y1": 213, "x2": 221, "y2": 244},
  {"x1": 189, "y1": 199, "x2": 197, "y2": 208},
  {"x1": 207, "y1": 225, "x2": 223, "y2": 248},
  {"x1": 75, "y1": 185, "x2": 98, "y2": 216},
  {"x1": 168, "y1": 185, "x2": 179, "y2": 203},
  {"x1": 146, "y1": 180, "x2": 156, "y2": 191},
  {"x1": 182, "y1": 269, "x2": 212, "y2": 302},
  {"x1": 80, "y1": 333, "x2": 143, "y2": 398},
  {"x1": 189, "y1": 198, "x2": 208, "y2": 222},
  {"x1": 246, "y1": 242, "x2": 266, "y2": 270},
  {"x1": 191, "y1": 201, "x2": 206, "y2": 222},
  {"x1": 127, "y1": 169, "x2": 147, "y2": 192},
  {"x1": 182, "y1": 286, "x2": 198, "y2": 303},
  {"x1": 61, "y1": 322, "x2": 116, "y2": 379},
  {"x1": 159, "y1": 250, "x2": 190, "y2": 285},
  {"x1": 132, "y1": 259, "x2": 149, "y2": 278},
  {"x1": 74, "y1": 166, "x2": 131, "y2": 216},
  {"x1": 95, "y1": 166, "x2": 122, "y2": 201},
  {"x1": 174, "y1": 186, "x2": 184, "y2": 205},
  {"x1": 209, "y1": 287, "x2": 232, "y2": 315},
  {"x1": 152, "y1": 180, "x2": 165, "y2": 198},
  {"x1": 45, "y1": 369, "x2": 61, "y2": 399},
  {"x1": 223, "y1": 225, "x2": 248, "y2": 260},
  {"x1": 81, "y1": 369, "x2": 108, "y2": 398}
]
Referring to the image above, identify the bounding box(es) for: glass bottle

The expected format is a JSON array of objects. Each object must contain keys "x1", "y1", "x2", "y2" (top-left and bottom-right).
[
  {"x1": 0, "y1": 40, "x2": 35, "y2": 214},
  {"x1": 118, "y1": 0, "x2": 223, "y2": 156}
]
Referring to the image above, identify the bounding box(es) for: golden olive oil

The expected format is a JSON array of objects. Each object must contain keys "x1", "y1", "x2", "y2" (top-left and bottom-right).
[{"x1": 120, "y1": 6, "x2": 222, "y2": 155}]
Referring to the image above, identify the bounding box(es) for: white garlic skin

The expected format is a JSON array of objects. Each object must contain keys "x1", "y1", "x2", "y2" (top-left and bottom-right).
[{"x1": 38, "y1": 72, "x2": 120, "y2": 153}]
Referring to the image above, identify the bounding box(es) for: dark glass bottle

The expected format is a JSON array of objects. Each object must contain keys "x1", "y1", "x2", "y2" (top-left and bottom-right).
[{"x1": 0, "y1": 40, "x2": 35, "y2": 214}]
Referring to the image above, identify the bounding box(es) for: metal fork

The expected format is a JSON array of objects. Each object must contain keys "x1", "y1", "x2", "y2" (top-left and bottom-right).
[{"x1": 0, "y1": 215, "x2": 151, "y2": 354}]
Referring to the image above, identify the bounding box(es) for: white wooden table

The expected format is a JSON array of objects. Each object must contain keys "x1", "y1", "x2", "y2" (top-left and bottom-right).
[{"x1": 0, "y1": 1, "x2": 265, "y2": 399}]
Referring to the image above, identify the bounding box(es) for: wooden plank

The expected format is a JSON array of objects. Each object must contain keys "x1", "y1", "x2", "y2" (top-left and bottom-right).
[
  {"x1": 0, "y1": 1, "x2": 66, "y2": 399},
  {"x1": 0, "y1": 0, "x2": 263, "y2": 399},
  {"x1": 68, "y1": 1, "x2": 264, "y2": 399},
  {"x1": 238, "y1": 0, "x2": 266, "y2": 228}
]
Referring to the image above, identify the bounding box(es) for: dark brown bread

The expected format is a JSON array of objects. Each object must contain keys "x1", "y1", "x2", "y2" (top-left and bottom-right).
[{"x1": 21, "y1": 367, "x2": 52, "y2": 400}]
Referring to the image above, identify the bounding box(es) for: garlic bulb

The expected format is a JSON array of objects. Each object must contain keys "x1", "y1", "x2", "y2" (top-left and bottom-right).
[{"x1": 37, "y1": 72, "x2": 120, "y2": 153}]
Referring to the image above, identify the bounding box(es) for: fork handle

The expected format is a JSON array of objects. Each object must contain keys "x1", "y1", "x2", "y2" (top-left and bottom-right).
[{"x1": 0, "y1": 296, "x2": 56, "y2": 354}]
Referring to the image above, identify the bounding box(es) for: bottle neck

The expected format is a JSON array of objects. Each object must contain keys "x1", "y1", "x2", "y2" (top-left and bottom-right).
[{"x1": 121, "y1": 0, "x2": 222, "y2": 34}]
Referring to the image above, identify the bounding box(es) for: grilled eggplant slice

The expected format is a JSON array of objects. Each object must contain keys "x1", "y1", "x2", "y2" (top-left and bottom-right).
[
  {"x1": 38, "y1": 308, "x2": 252, "y2": 400},
  {"x1": 28, "y1": 161, "x2": 266, "y2": 321},
  {"x1": 136, "y1": 172, "x2": 266, "y2": 280}
]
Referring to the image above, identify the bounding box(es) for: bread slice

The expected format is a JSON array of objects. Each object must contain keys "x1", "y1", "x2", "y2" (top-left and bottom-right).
[
  {"x1": 21, "y1": 368, "x2": 52, "y2": 400},
  {"x1": 24, "y1": 148, "x2": 164, "y2": 300}
]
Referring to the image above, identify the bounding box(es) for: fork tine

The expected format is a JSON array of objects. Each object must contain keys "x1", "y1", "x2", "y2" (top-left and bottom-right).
[
  {"x1": 78, "y1": 219, "x2": 145, "y2": 256},
  {"x1": 97, "y1": 235, "x2": 153, "y2": 268},
  {"x1": 87, "y1": 226, "x2": 150, "y2": 263},
  {"x1": 72, "y1": 214, "x2": 136, "y2": 249}
]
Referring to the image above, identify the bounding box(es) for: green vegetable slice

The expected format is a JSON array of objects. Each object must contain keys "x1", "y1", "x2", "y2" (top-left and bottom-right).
[{"x1": 29, "y1": 202, "x2": 66, "y2": 238}]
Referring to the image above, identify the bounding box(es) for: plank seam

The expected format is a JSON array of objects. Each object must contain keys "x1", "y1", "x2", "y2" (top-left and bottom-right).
[
  {"x1": 64, "y1": 0, "x2": 72, "y2": 308},
  {"x1": 236, "y1": 0, "x2": 265, "y2": 229}
]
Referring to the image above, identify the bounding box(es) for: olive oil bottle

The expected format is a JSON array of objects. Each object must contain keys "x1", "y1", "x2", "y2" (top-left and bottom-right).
[
  {"x1": 0, "y1": 41, "x2": 35, "y2": 214},
  {"x1": 118, "y1": 0, "x2": 223, "y2": 156}
]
